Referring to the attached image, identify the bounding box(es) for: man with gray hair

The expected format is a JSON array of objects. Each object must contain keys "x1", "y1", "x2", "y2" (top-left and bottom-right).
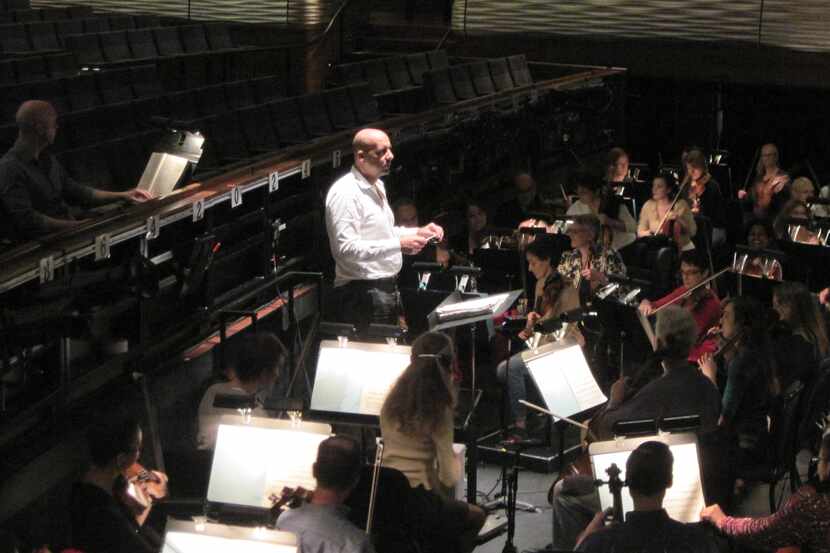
[{"x1": 0, "y1": 100, "x2": 152, "y2": 241}]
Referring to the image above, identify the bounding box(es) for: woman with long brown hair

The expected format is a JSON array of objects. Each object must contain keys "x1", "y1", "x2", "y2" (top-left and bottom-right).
[
  {"x1": 380, "y1": 331, "x2": 485, "y2": 553},
  {"x1": 683, "y1": 148, "x2": 726, "y2": 244}
]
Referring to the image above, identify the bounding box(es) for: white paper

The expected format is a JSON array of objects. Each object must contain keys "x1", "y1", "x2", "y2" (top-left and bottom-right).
[
  {"x1": 164, "y1": 532, "x2": 296, "y2": 553},
  {"x1": 435, "y1": 292, "x2": 509, "y2": 316},
  {"x1": 590, "y1": 438, "x2": 705, "y2": 523},
  {"x1": 525, "y1": 344, "x2": 607, "y2": 418}
]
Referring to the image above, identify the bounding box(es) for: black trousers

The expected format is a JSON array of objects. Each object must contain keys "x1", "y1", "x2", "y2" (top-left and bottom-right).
[{"x1": 333, "y1": 278, "x2": 400, "y2": 337}]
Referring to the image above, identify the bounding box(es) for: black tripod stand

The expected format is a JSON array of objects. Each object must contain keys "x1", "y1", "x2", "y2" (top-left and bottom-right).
[{"x1": 499, "y1": 441, "x2": 539, "y2": 553}]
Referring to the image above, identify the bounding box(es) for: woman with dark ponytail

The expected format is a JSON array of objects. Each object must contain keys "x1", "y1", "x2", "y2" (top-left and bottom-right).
[{"x1": 380, "y1": 331, "x2": 485, "y2": 553}]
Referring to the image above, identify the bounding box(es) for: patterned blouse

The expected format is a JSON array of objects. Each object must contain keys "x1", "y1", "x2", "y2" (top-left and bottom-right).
[
  {"x1": 556, "y1": 244, "x2": 627, "y2": 288},
  {"x1": 717, "y1": 485, "x2": 830, "y2": 553}
]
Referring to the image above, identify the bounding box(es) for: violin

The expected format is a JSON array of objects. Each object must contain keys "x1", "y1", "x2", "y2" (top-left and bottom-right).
[
  {"x1": 116, "y1": 463, "x2": 168, "y2": 522},
  {"x1": 269, "y1": 486, "x2": 313, "y2": 525},
  {"x1": 686, "y1": 173, "x2": 710, "y2": 215}
]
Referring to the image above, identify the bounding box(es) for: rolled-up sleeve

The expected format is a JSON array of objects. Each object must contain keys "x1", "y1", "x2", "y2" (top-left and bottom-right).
[{"x1": 326, "y1": 186, "x2": 400, "y2": 261}]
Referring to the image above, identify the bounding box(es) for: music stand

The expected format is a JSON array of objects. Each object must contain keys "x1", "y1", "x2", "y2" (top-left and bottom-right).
[
  {"x1": 588, "y1": 432, "x2": 706, "y2": 523},
  {"x1": 729, "y1": 245, "x2": 785, "y2": 300},
  {"x1": 307, "y1": 339, "x2": 411, "y2": 426},
  {"x1": 161, "y1": 519, "x2": 297, "y2": 553},
  {"x1": 206, "y1": 417, "x2": 331, "y2": 520},
  {"x1": 592, "y1": 293, "x2": 655, "y2": 370},
  {"x1": 137, "y1": 129, "x2": 204, "y2": 197}
]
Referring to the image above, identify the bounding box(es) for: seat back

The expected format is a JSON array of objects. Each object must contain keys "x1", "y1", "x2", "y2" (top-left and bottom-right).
[
  {"x1": 448, "y1": 63, "x2": 475, "y2": 100},
  {"x1": 404, "y1": 52, "x2": 429, "y2": 85},
  {"x1": 424, "y1": 68, "x2": 456, "y2": 105},
  {"x1": 506, "y1": 54, "x2": 532, "y2": 86},
  {"x1": 488, "y1": 58, "x2": 514, "y2": 91}
]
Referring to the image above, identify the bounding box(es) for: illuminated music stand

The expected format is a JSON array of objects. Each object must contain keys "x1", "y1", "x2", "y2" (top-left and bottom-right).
[
  {"x1": 161, "y1": 519, "x2": 297, "y2": 553},
  {"x1": 588, "y1": 432, "x2": 706, "y2": 523},
  {"x1": 206, "y1": 417, "x2": 331, "y2": 521},
  {"x1": 308, "y1": 339, "x2": 412, "y2": 426},
  {"x1": 729, "y1": 245, "x2": 785, "y2": 301},
  {"x1": 137, "y1": 129, "x2": 205, "y2": 198}
]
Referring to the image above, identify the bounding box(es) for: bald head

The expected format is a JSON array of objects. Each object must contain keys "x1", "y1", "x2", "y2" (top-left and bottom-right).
[
  {"x1": 352, "y1": 128, "x2": 393, "y2": 183},
  {"x1": 15, "y1": 100, "x2": 58, "y2": 148}
]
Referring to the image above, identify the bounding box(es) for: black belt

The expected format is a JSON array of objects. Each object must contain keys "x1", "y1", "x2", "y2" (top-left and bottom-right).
[{"x1": 345, "y1": 277, "x2": 398, "y2": 293}]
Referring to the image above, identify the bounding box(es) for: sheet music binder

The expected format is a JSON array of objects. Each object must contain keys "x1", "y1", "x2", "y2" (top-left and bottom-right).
[
  {"x1": 588, "y1": 432, "x2": 706, "y2": 523},
  {"x1": 162, "y1": 518, "x2": 297, "y2": 553},
  {"x1": 207, "y1": 417, "x2": 331, "y2": 513},
  {"x1": 427, "y1": 289, "x2": 523, "y2": 331},
  {"x1": 308, "y1": 340, "x2": 411, "y2": 425},
  {"x1": 521, "y1": 341, "x2": 607, "y2": 420}
]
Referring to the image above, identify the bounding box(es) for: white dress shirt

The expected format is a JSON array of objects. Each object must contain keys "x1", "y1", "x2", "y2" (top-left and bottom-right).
[{"x1": 325, "y1": 166, "x2": 417, "y2": 287}]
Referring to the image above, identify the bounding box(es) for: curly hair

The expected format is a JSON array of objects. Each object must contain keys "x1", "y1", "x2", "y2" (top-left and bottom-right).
[{"x1": 381, "y1": 332, "x2": 456, "y2": 437}]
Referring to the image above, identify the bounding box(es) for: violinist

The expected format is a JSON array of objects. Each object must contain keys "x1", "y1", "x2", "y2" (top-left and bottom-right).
[
  {"x1": 683, "y1": 148, "x2": 726, "y2": 245},
  {"x1": 566, "y1": 173, "x2": 637, "y2": 251},
  {"x1": 698, "y1": 297, "x2": 770, "y2": 489},
  {"x1": 605, "y1": 147, "x2": 631, "y2": 186},
  {"x1": 738, "y1": 143, "x2": 790, "y2": 221},
  {"x1": 637, "y1": 172, "x2": 697, "y2": 251},
  {"x1": 774, "y1": 198, "x2": 821, "y2": 245},
  {"x1": 638, "y1": 250, "x2": 721, "y2": 362},
  {"x1": 70, "y1": 417, "x2": 166, "y2": 553},
  {"x1": 557, "y1": 214, "x2": 627, "y2": 299}
]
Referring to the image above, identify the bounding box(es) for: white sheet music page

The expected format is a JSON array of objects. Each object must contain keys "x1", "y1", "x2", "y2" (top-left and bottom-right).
[
  {"x1": 435, "y1": 292, "x2": 509, "y2": 317},
  {"x1": 163, "y1": 532, "x2": 296, "y2": 553},
  {"x1": 526, "y1": 344, "x2": 606, "y2": 418}
]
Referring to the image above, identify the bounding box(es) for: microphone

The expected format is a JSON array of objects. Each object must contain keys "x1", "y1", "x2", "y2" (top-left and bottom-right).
[{"x1": 534, "y1": 308, "x2": 598, "y2": 334}]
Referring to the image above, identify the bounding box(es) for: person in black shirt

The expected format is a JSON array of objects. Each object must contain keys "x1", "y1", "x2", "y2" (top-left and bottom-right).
[
  {"x1": 0, "y1": 100, "x2": 152, "y2": 242},
  {"x1": 576, "y1": 441, "x2": 718, "y2": 553},
  {"x1": 70, "y1": 417, "x2": 166, "y2": 553},
  {"x1": 494, "y1": 172, "x2": 549, "y2": 228}
]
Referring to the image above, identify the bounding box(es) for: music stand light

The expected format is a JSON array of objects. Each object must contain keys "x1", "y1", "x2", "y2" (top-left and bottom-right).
[{"x1": 161, "y1": 518, "x2": 297, "y2": 553}]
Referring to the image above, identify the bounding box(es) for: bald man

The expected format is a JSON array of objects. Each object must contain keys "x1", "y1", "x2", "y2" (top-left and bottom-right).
[
  {"x1": 0, "y1": 100, "x2": 152, "y2": 242},
  {"x1": 325, "y1": 128, "x2": 443, "y2": 334}
]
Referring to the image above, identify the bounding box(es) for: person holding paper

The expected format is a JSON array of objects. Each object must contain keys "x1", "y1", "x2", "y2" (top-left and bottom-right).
[
  {"x1": 701, "y1": 432, "x2": 830, "y2": 553},
  {"x1": 575, "y1": 441, "x2": 718, "y2": 553},
  {"x1": 325, "y1": 128, "x2": 444, "y2": 335},
  {"x1": 277, "y1": 436, "x2": 375, "y2": 553},
  {"x1": 380, "y1": 332, "x2": 485, "y2": 553}
]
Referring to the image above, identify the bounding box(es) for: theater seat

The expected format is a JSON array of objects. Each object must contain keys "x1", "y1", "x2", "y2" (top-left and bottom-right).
[
  {"x1": 14, "y1": 55, "x2": 47, "y2": 83},
  {"x1": 488, "y1": 58, "x2": 514, "y2": 92},
  {"x1": 0, "y1": 61, "x2": 14, "y2": 85},
  {"x1": 108, "y1": 15, "x2": 135, "y2": 31},
  {"x1": 27, "y1": 21, "x2": 60, "y2": 51},
  {"x1": 157, "y1": 57, "x2": 185, "y2": 91},
  {"x1": 163, "y1": 91, "x2": 199, "y2": 125},
  {"x1": 427, "y1": 50, "x2": 448, "y2": 69},
  {"x1": 100, "y1": 30, "x2": 132, "y2": 62},
  {"x1": 180, "y1": 25, "x2": 209, "y2": 53},
  {"x1": 127, "y1": 28, "x2": 158, "y2": 59},
  {"x1": 267, "y1": 98, "x2": 309, "y2": 145},
  {"x1": 64, "y1": 33, "x2": 104, "y2": 66},
  {"x1": 209, "y1": 112, "x2": 250, "y2": 163},
  {"x1": 12, "y1": 9, "x2": 39, "y2": 23},
  {"x1": 82, "y1": 17, "x2": 109, "y2": 34},
  {"x1": 224, "y1": 80, "x2": 255, "y2": 110},
  {"x1": 54, "y1": 18, "x2": 82, "y2": 41},
  {"x1": 404, "y1": 53, "x2": 430, "y2": 85},
  {"x1": 1, "y1": 24, "x2": 31, "y2": 53},
  {"x1": 130, "y1": 64, "x2": 162, "y2": 98},
  {"x1": 348, "y1": 84, "x2": 381, "y2": 124},
  {"x1": 67, "y1": 5, "x2": 93, "y2": 19},
  {"x1": 362, "y1": 59, "x2": 392, "y2": 94},
  {"x1": 195, "y1": 85, "x2": 228, "y2": 117},
  {"x1": 31, "y1": 79, "x2": 68, "y2": 114},
  {"x1": 237, "y1": 104, "x2": 281, "y2": 153},
  {"x1": 40, "y1": 7, "x2": 68, "y2": 21},
  {"x1": 66, "y1": 74, "x2": 100, "y2": 111},
  {"x1": 46, "y1": 53, "x2": 77, "y2": 78},
  {"x1": 249, "y1": 76, "x2": 281, "y2": 103},
  {"x1": 204, "y1": 23, "x2": 234, "y2": 51},
  {"x1": 332, "y1": 62, "x2": 364, "y2": 86},
  {"x1": 506, "y1": 54, "x2": 532, "y2": 86},
  {"x1": 96, "y1": 68, "x2": 134, "y2": 104},
  {"x1": 154, "y1": 27, "x2": 184, "y2": 56},
  {"x1": 298, "y1": 93, "x2": 333, "y2": 137},
  {"x1": 323, "y1": 86, "x2": 357, "y2": 130},
  {"x1": 385, "y1": 57, "x2": 413, "y2": 90},
  {"x1": 468, "y1": 60, "x2": 495, "y2": 96},
  {"x1": 448, "y1": 64, "x2": 475, "y2": 101},
  {"x1": 424, "y1": 68, "x2": 456, "y2": 105}
]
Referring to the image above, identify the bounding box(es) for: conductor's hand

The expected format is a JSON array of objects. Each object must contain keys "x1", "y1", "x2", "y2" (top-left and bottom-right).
[
  {"x1": 400, "y1": 234, "x2": 429, "y2": 255},
  {"x1": 120, "y1": 188, "x2": 154, "y2": 203},
  {"x1": 417, "y1": 222, "x2": 444, "y2": 242}
]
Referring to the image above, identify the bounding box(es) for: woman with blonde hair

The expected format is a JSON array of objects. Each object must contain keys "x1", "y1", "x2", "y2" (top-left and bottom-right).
[{"x1": 380, "y1": 331, "x2": 485, "y2": 553}]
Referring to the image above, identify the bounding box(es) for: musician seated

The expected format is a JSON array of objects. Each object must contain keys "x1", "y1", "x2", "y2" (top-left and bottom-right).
[
  {"x1": 70, "y1": 417, "x2": 167, "y2": 553},
  {"x1": 701, "y1": 432, "x2": 830, "y2": 553},
  {"x1": 638, "y1": 250, "x2": 720, "y2": 362},
  {"x1": 698, "y1": 297, "x2": 770, "y2": 477},
  {"x1": 276, "y1": 435, "x2": 376, "y2": 553},
  {"x1": 637, "y1": 172, "x2": 697, "y2": 251},
  {"x1": 450, "y1": 198, "x2": 488, "y2": 257},
  {"x1": 496, "y1": 240, "x2": 581, "y2": 440},
  {"x1": 379, "y1": 332, "x2": 486, "y2": 553},
  {"x1": 684, "y1": 148, "x2": 726, "y2": 245},
  {"x1": 197, "y1": 332, "x2": 286, "y2": 450},
  {"x1": 493, "y1": 172, "x2": 550, "y2": 229},
  {"x1": 738, "y1": 143, "x2": 790, "y2": 221},
  {"x1": 605, "y1": 146, "x2": 631, "y2": 187},
  {"x1": 550, "y1": 307, "x2": 720, "y2": 549},
  {"x1": 790, "y1": 176, "x2": 830, "y2": 218},
  {"x1": 566, "y1": 173, "x2": 637, "y2": 251},
  {"x1": 0, "y1": 100, "x2": 152, "y2": 243},
  {"x1": 392, "y1": 197, "x2": 419, "y2": 228},
  {"x1": 575, "y1": 441, "x2": 718, "y2": 553},
  {"x1": 774, "y1": 198, "x2": 820, "y2": 244},
  {"x1": 557, "y1": 214, "x2": 627, "y2": 294}
]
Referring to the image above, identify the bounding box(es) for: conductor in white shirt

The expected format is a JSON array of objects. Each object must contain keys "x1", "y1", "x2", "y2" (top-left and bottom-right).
[{"x1": 325, "y1": 129, "x2": 444, "y2": 334}]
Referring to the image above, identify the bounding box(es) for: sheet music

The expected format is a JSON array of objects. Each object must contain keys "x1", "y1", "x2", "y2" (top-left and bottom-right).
[
  {"x1": 164, "y1": 532, "x2": 296, "y2": 553},
  {"x1": 208, "y1": 424, "x2": 328, "y2": 508},
  {"x1": 590, "y1": 439, "x2": 705, "y2": 523},
  {"x1": 525, "y1": 344, "x2": 606, "y2": 418},
  {"x1": 435, "y1": 292, "x2": 509, "y2": 316}
]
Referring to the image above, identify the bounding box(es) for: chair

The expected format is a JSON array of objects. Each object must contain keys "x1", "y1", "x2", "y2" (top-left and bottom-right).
[
  {"x1": 27, "y1": 21, "x2": 60, "y2": 51},
  {"x1": 31, "y1": 79, "x2": 68, "y2": 114},
  {"x1": 180, "y1": 25, "x2": 209, "y2": 53},
  {"x1": 224, "y1": 80, "x2": 254, "y2": 110},
  {"x1": 0, "y1": 60, "x2": 14, "y2": 85},
  {"x1": 14, "y1": 55, "x2": 47, "y2": 83},
  {"x1": 362, "y1": 59, "x2": 391, "y2": 94},
  {"x1": 157, "y1": 56, "x2": 184, "y2": 91},
  {"x1": 204, "y1": 23, "x2": 234, "y2": 51},
  {"x1": 96, "y1": 68, "x2": 133, "y2": 104},
  {"x1": 127, "y1": 28, "x2": 158, "y2": 59},
  {"x1": 40, "y1": 7, "x2": 68, "y2": 20},
  {"x1": 67, "y1": 5, "x2": 93, "y2": 18},
  {"x1": 100, "y1": 31, "x2": 132, "y2": 62},
  {"x1": 267, "y1": 98, "x2": 309, "y2": 145},
  {"x1": 1, "y1": 24, "x2": 31, "y2": 53},
  {"x1": 448, "y1": 63, "x2": 475, "y2": 101},
  {"x1": 488, "y1": 58, "x2": 514, "y2": 91},
  {"x1": 195, "y1": 85, "x2": 228, "y2": 116},
  {"x1": 249, "y1": 75, "x2": 281, "y2": 103},
  {"x1": 182, "y1": 53, "x2": 209, "y2": 90},
  {"x1": 46, "y1": 53, "x2": 76, "y2": 78},
  {"x1": 332, "y1": 62, "x2": 364, "y2": 86},
  {"x1": 163, "y1": 91, "x2": 200, "y2": 125},
  {"x1": 209, "y1": 112, "x2": 249, "y2": 163},
  {"x1": 133, "y1": 15, "x2": 160, "y2": 28},
  {"x1": 1, "y1": 84, "x2": 30, "y2": 123},
  {"x1": 404, "y1": 52, "x2": 430, "y2": 85},
  {"x1": 106, "y1": 101, "x2": 138, "y2": 134},
  {"x1": 427, "y1": 50, "x2": 448, "y2": 69},
  {"x1": 323, "y1": 86, "x2": 357, "y2": 130},
  {"x1": 64, "y1": 33, "x2": 104, "y2": 66},
  {"x1": 82, "y1": 17, "x2": 109, "y2": 34},
  {"x1": 66, "y1": 74, "x2": 100, "y2": 111},
  {"x1": 385, "y1": 57, "x2": 413, "y2": 90},
  {"x1": 6, "y1": 0, "x2": 31, "y2": 10},
  {"x1": 54, "y1": 18, "x2": 82, "y2": 41},
  {"x1": 130, "y1": 64, "x2": 161, "y2": 98},
  {"x1": 0, "y1": 124, "x2": 16, "y2": 151},
  {"x1": 130, "y1": 96, "x2": 161, "y2": 129},
  {"x1": 153, "y1": 27, "x2": 184, "y2": 56},
  {"x1": 237, "y1": 104, "x2": 281, "y2": 153},
  {"x1": 298, "y1": 93, "x2": 333, "y2": 138},
  {"x1": 347, "y1": 83, "x2": 381, "y2": 124},
  {"x1": 108, "y1": 15, "x2": 134, "y2": 31},
  {"x1": 424, "y1": 68, "x2": 456, "y2": 105},
  {"x1": 468, "y1": 60, "x2": 495, "y2": 95},
  {"x1": 506, "y1": 54, "x2": 532, "y2": 86},
  {"x1": 12, "y1": 9, "x2": 39, "y2": 23}
]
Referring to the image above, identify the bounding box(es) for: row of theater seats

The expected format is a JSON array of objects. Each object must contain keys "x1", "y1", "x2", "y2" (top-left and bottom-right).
[
  {"x1": 0, "y1": 52, "x2": 76, "y2": 86},
  {"x1": 425, "y1": 54, "x2": 533, "y2": 104},
  {"x1": 3, "y1": 4, "x2": 93, "y2": 23}
]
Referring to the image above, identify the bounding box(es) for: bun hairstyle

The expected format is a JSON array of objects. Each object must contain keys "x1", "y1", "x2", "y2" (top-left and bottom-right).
[{"x1": 381, "y1": 332, "x2": 457, "y2": 436}]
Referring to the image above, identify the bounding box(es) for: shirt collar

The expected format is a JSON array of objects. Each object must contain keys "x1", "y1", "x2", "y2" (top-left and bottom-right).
[
  {"x1": 351, "y1": 165, "x2": 383, "y2": 191},
  {"x1": 624, "y1": 509, "x2": 670, "y2": 524}
]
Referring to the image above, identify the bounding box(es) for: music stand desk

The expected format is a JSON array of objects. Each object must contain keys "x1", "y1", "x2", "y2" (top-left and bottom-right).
[
  {"x1": 162, "y1": 518, "x2": 297, "y2": 553},
  {"x1": 427, "y1": 290, "x2": 523, "y2": 331}
]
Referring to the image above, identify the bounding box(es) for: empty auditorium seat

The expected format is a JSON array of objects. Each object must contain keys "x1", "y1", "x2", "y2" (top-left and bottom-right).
[
  {"x1": 385, "y1": 57, "x2": 413, "y2": 90},
  {"x1": 1, "y1": 24, "x2": 31, "y2": 53},
  {"x1": 12, "y1": 9, "x2": 40, "y2": 23},
  {"x1": 267, "y1": 98, "x2": 309, "y2": 145},
  {"x1": 54, "y1": 18, "x2": 82, "y2": 40},
  {"x1": 196, "y1": 84, "x2": 228, "y2": 116},
  {"x1": 96, "y1": 68, "x2": 133, "y2": 104},
  {"x1": 237, "y1": 104, "x2": 281, "y2": 153},
  {"x1": 40, "y1": 7, "x2": 68, "y2": 20},
  {"x1": 0, "y1": 124, "x2": 18, "y2": 151},
  {"x1": 323, "y1": 86, "x2": 357, "y2": 130},
  {"x1": 427, "y1": 50, "x2": 448, "y2": 69},
  {"x1": 182, "y1": 54, "x2": 210, "y2": 89},
  {"x1": 468, "y1": 60, "x2": 495, "y2": 95},
  {"x1": 0, "y1": 60, "x2": 14, "y2": 85},
  {"x1": 31, "y1": 79, "x2": 68, "y2": 114},
  {"x1": 66, "y1": 5, "x2": 93, "y2": 19},
  {"x1": 66, "y1": 74, "x2": 100, "y2": 111},
  {"x1": 204, "y1": 23, "x2": 234, "y2": 51},
  {"x1": 5, "y1": 0, "x2": 31, "y2": 11},
  {"x1": 424, "y1": 68, "x2": 456, "y2": 104},
  {"x1": 82, "y1": 17, "x2": 109, "y2": 34},
  {"x1": 46, "y1": 53, "x2": 76, "y2": 77},
  {"x1": 127, "y1": 28, "x2": 158, "y2": 59},
  {"x1": 163, "y1": 91, "x2": 199, "y2": 125},
  {"x1": 130, "y1": 65, "x2": 161, "y2": 97},
  {"x1": 347, "y1": 84, "x2": 381, "y2": 124},
  {"x1": 506, "y1": 54, "x2": 532, "y2": 86},
  {"x1": 129, "y1": 96, "x2": 160, "y2": 128},
  {"x1": 157, "y1": 57, "x2": 185, "y2": 91},
  {"x1": 488, "y1": 58, "x2": 514, "y2": 91},
  {"x1": 64, "y1": 34, "x2": 104, "y2": 66},
  {"x1": 224, "y1": 80, "x2": 255, "y2": 109},
  {"x1": 1, "y1": 84, "x2": 30, "y2": 122},
  {"x1": 448, "y1": 64, "x2": 475, "y2": 100},
  {"x1": 133, "y1": 15, "x2": 160, "y2": 28},
  {"x1": 100, "y1": 31, "x2": 132, "y2": 62},
  {"x1": 154, "y1": 27, "x2": 184, "y2": 56},
  {"x1": 209, "y1": 112, "x2": 249, "y2": 162},
  {"x1": 27, "y1": 21, "x2": 60, "y2": 51},
  {"x1": 14, "y1": 55, "x2": 47, "y2": 83},
  {"x1": 404, "y1": 53, "x2": 430, "y2": 85},
  {"x1": 332, "y1": 62, "x2": 364, "y2": 86},
  {"x1": 298, "y1": 93, "x2": 333, "y2": 137},
  {"x1": 108, "y1": 15, "x2": 134, "y2": 31},
  {"x1": 362, "y1": 59, "x2": 391, "y2": 93},
  {"x1": 180, "y1": 24, "x2": 209, "y2": 53}
]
